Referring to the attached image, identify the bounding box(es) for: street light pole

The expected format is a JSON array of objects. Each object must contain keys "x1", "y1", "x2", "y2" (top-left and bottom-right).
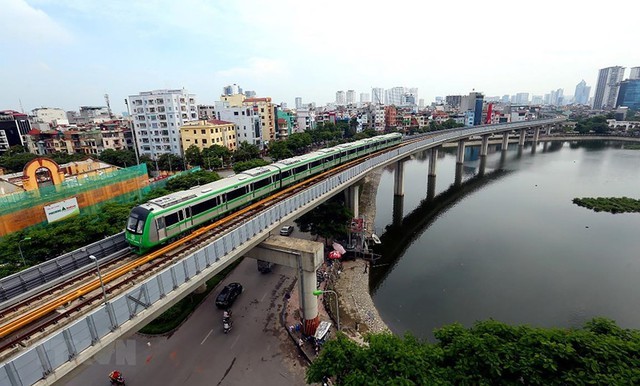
[
  {"x1": 89, "y1": 255, "x2": 109, "y2": 304},
  {"x1": 18, "y1": 237, "x2": 32, "y2": 267},
  {"x1": 313, "y1": 289, "x2": 340, "y2": 331}
]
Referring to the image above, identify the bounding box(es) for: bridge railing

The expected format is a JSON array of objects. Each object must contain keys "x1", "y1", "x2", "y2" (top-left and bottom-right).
[{"x1": 0, "y1": 118, "x2": 563, "y2": 386}]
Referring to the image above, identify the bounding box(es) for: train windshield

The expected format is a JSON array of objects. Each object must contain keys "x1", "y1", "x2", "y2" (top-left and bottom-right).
[{"x1": 126, "y1": 207, "x2": 150, "y2": 235}]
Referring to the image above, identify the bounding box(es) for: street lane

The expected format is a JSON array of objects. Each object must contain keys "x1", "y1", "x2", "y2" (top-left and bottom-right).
[{"x1": 64, "y1": 258, "x2": 308, "y2": 385}]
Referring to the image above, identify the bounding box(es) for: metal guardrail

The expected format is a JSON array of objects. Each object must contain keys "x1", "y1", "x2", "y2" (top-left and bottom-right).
[
  {"x1": 0, "y1": 233, "x2": 128, "y2": 310},
  {"x1": 0, "y1": 118, "x2": 564, "y2": 386}
]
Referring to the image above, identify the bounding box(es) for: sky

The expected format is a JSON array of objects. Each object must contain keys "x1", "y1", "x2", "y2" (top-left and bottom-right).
[{"x1": 1, "y1": 0, "x2": 639, "y2": 115}]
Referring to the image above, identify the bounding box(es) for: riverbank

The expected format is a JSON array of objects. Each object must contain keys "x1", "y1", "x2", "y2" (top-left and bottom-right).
[{"x1": 330, "y1": 166, "x2": 390, "y2": 340}]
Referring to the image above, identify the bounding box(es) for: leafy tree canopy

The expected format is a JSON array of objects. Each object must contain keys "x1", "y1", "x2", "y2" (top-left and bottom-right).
[
  {"x1": 98, "y1": 149, "x2": 138, "y2": 168},
  {"x1": 232, "y1": 158, "x2": 269, "y2": 174},
  {"x1": 165, "y1": 170, "x2": 221, "y2": 191},
  {"x1": 0, "y1": 152, "x2": 37, "y2": 172},
  {"x1": 307, "y1": 318, "x2": 640, "y2": 385},
  {"x1": 294, "y1": 196, "x2": 353, "y2": 244},
  {"x1": 157, "y1": 153, "x2": 184, "y2": 172},
  {"x1": 267, "y1": 140, "x2": 293, "y2": 161},
  {"x1": 233, "y1": 141, "x2": 261, "y2": 163}
]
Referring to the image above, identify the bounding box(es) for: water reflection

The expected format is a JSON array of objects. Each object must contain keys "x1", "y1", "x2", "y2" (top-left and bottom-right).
[{"x1": 371, "y1": 140, "x2": 640, "y2": 341}]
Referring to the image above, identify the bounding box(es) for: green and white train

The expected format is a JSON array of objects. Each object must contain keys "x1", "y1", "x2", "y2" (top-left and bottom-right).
[{"x1": 125, "y1": 133, "x2": 402, "y2": 254}]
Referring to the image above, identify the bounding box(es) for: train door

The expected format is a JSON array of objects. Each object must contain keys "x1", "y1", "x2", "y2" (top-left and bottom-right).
[
  {"x1": 184, "y1": 207, "x2": 193, "y2": 229},
  {"x1": 156, "y1": 217, "x2": 167, "y2": 241}
]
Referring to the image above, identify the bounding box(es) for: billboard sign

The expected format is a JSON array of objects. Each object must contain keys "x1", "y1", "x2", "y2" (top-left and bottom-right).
[{"x1": 44, "y1": 197, "x2": 80, "y2": 223}]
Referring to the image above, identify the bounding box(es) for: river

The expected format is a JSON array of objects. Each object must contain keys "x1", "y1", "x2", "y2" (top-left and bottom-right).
[{"x1": 370, "y1": 140, "x2": 640, "y2": 341}]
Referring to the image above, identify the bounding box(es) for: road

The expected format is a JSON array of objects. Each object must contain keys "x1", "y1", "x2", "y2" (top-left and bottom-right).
[{"x1": 63, "y1": 257, "x2": 309, "y2": 385}]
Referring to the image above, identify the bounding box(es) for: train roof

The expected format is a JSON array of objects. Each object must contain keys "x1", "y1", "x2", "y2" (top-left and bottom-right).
[
  {"x1": 138, "y1": 134, "x2": 401, "y2": 212},
  {"x1": 140, "y1": 165, "x2": 281, "y2": 212}
]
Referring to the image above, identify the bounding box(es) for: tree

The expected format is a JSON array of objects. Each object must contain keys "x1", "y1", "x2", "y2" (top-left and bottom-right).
[
  {"x1": 165, "y1": 170, "x2": 221, "y2": 191},
  {"x1": 294, "y1": 196, "x2": 353, "y2": 244},
  {"x1": 184, "y1": 145, "x2": 203, "y2": 168},
  {"x1": 99, "y1": 149, "x2": 137, "y2": 168},
  {"x1": 287, "y1": 132, "x2": 312, "y2": 155},
  {"x1": 233, "y1": 141, "x2": 261, "y2": 163},
  {"x1": 267, "y1": 140, "x2": 293, "y2": 161},
  {"x1": 157, "y1": 153, "x2": 184, "y2": 172},
  {"x1": 49, "y1": 152, "x2": 89, "y2": 164},
  {"x1": 203, "y1": 144, "x2": 232, "y2": 168},
  {"x1": 307, "y1": 318, "x2": 640, "y2": 385},
  {"x1": 0, "y1": 152, "x2": 38, "y2": 172},
  {"x1": 232, "y1": 159, "x2": 269, "y2": 174}
]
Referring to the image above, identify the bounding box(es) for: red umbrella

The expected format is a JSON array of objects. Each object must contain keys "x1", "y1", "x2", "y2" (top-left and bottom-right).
[{"x1": 328, "y1": 250, "x2": 342, "y2": 260}]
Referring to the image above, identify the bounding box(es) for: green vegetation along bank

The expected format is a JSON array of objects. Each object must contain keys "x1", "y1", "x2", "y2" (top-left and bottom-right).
[{"x1": 572, "y1": 197, "x2": 640, "y2": 213}]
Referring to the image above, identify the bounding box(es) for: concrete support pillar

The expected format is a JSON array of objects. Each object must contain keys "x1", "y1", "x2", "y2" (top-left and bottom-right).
[
  {"x1": 499, "y1": 150, "x2": 507, "y2": 169},
  {"x1": 245, "y1": 236, "x2": 324, "y2": 336},
  {"x1": 392, "y1": 195, "x2": 404, "y2": 226},
  {"x1": 543, "y1": 141, "x2": 548, "y2": 152},
  {"x1": 428, "y1": 147, "x2": 438, "y2": 176},
  {"x1": 480, "y1": 135, "x2": 490, "y2": 156},
  {"x1": 456, "y1": 139, "x2": 466, "y2": 164},
  {"x1": 533, "y1": 127, "x2": 540, "y2": 143},
  {"x1": 502, "y1": 132, "x2": 509, "y2": 151},
  {"x1": 394, "y1": 160, "x2": 404, "y2": 196},
  {"x1": 478, "y1": 155, "x2": 487, "y2": 177},
  {"x1": 345, "y1": 185, "x2": 359, "y2": 219},
  {"x1": 454, "y1": 163, "x2": 463, "y2": 186},
  {"x1": 518, "y1": 129, "x2": 526, "y2": 146},
  {"x1": 427, "y1": 175, "x2": 436, "y2": 202}
]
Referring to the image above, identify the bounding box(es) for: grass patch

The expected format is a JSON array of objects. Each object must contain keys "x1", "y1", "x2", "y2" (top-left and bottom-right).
[
  {"x1": 572, "y1": 197, "x2": 640, "y2": 214},
  {"x1": 139, "y1": 258, "x2": 243, "y2": 335}
]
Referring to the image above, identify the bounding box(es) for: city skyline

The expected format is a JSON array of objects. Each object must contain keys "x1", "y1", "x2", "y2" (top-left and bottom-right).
[{"x1": 2, "y1": 0, "x2": 638, "y2": 113}]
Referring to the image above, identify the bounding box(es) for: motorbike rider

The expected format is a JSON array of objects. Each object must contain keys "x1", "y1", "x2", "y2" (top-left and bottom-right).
[
  {"x1": 223, "y1": 309, "x2": 232, "y2": 320},
  {"x1": 108, "y1": 370, "x2": 123, "y2": 384}
]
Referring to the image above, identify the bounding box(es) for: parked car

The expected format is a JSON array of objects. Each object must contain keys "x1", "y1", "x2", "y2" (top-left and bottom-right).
[
  {"x1": 257, "y1": 259, "x2": 273, "y2": 273},
  {"x1": 215, "y1": 282, "x2": 243, "y2": 309},
  {"x1": 279, "y1": 225, "x2": 294, "y2": 236}
]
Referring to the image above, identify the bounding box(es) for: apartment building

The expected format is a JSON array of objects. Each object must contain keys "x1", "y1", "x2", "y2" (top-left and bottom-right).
[
  {"x1": 127, "y1": 89, "x2": 198, "y2": 160},
  {"x1": 180, "y1": 119, "x2": 237, "y2": 153}
]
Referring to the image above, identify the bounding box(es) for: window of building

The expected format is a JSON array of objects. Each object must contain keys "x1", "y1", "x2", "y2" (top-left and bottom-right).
[
  {"x1": 234, "y1": 112, "x2": 239, "y2": 115},
  {"x1": 202, "y1": 139, "x2": 207, "y2": 144}
]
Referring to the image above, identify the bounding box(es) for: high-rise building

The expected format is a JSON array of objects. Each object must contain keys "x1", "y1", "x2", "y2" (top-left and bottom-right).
[
  {"x1": 222, "y1": 84, "x2": 242, "y2": 96},
  {"x1": 371, "y1": 88, "x2": 384, "y2": 105},
  {"x1": 360, "y1": 93, "x2": 370, "y2": 103},
  {"x1": 386, "y1": 87, "x2": 404, "y2": 106},
  {"x1": 515, "y1": 93, "x2": 530, "y2": 105},
  {"x1": 127, "y1": 89, "x2": 198, "y2": 159},
  {"x1": 445, "y1": 95, "x2": 462, "y2": 108},
  {"x1": 593, "y1": 66, "x2": 625, "y2": 109},
  {"x1": 616, "y1": 79, "x2": 640, "y2": 110},
  {"x1": 630, "y1": 67, "x2": 640, "y2": 80},
  {"x1": 573, "y1": 80, "x2": 591, "y2": 105},
  {"x1": 0, "y1": 110, "x2": 31, "y2": 153},
  {"x1": 531, "y1": 95, "x2": 543, "y2": 105},
  {"x1": 295, "y1": 97, "x2": 303, "y2": 109},
  {"x1": 217, "y1": 106, "x2": 262, "y2": 149},
  {"x1": 549, "y1": 89, "x2": 564, "y2": 106},
  {"x1": 346, "y1": 90, "x2": 355, "y2": 105},
  {"x1": 459, "y1": 92, "x2": 484, "y2": 126},
  {"x1": 335, "y1": 91, "x2": 346, "y2": 105}
]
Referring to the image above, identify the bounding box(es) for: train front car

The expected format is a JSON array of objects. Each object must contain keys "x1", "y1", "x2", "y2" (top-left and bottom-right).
[{"x1": 125, "y1": 205, "x2": 152, "y2": 254}]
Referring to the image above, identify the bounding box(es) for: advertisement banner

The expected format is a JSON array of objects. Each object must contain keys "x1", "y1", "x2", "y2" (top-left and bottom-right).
[{"x1": 44, "y1": 197, "x2": 80, "y2": 223}]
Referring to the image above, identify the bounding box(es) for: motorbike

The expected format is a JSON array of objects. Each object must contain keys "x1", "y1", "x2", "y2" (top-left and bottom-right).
[
  {"x1": 223, "y1": 319, "x2": 232, "y2": 333},
  {"x1": 109, "y1": 374, "x2": 125, "y2": 385}
]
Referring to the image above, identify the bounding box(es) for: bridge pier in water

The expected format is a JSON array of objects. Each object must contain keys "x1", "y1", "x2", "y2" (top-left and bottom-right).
[
  {"x1": 394, "y1": 159, "x2": 407, "y2": 196},
  {"x1": 245, "y1": 236, "x2": 324, "y2": 336},
  {"x1": 344, "y1": 184, "x2": 360, "y2": 218},
  {"x1": 518, "y1": 129, "x2": 526, "y2": 146},
  {"x1": 456, "y1": 139, "x2": 466, "y2": 164},
  {"x1": 502, "y1": 132, "x2": 509, "y2": 151}
]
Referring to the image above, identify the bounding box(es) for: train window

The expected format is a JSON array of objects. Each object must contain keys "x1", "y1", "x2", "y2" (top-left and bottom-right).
[
  {"x1": 348, "y1": 149, "x2": 357, "y2": 155},
  {"x1": 254, "y1": 177, "x2": 271, "y2": 190},
  {"x1": 178, "y1": 211, "x2": 184, "y2": 221},
  {"x1": 191, "y1": 197, "x2": 219, "y2": 216},
  {"x1": 156, "y1": 217, "x2": 165, "y2": 229},
  {"x1": 293, "y1": 165, "x2": 307, "y2": 174},
  {"x1": 165, "y1": 213, "x2": 179, "y2": 227},
  {"x1": 323, "y1": 156, "x2": 332, "y2": 163},
  {"x1": 281, "y1": 170, "x2": 292, "y2": 178},
  {"x1": 357, "y1": 146, "x2": 365, "y2": 152},
  {"x1": 340, "y1": 151, "x2": 348, "y2": 158},
  {"x1": 310, "y1": 160, "x2": 321, "y2": 168},
  {"x1": 227, "y1": 186, "x2": 247, "y2": 201},
  {"x1": 185, "y1": 207, "x2": 191, "y2": 218}
]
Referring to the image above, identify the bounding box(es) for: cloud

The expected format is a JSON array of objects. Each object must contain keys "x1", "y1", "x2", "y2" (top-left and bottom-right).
[{"x1": 1, "y1": 0, "x2": 72, "y2": 45}]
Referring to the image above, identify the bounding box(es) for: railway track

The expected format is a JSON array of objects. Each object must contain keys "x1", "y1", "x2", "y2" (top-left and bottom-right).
[{"x1": 0, "y1": 141, "x2": 414, "y2": 357}]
